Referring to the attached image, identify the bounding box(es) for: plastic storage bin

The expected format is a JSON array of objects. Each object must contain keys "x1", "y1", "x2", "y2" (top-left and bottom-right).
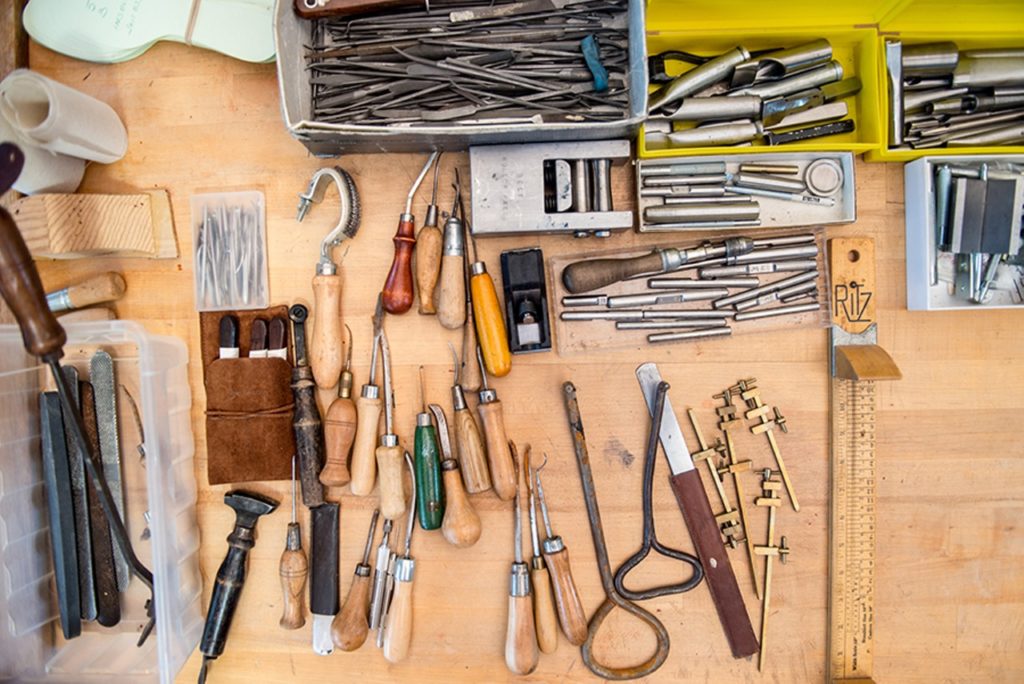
[{"x1": 0, "y1": 321, "x2": 201, "y2": 683}]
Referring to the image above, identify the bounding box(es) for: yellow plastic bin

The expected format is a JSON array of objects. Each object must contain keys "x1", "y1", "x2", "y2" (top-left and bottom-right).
[
  {"x1": 640, "y1": 1, "x2": 886, "y2": 158},
  {"x1": 869, "y1": 0, "x2": 1024, "y2": 161}
]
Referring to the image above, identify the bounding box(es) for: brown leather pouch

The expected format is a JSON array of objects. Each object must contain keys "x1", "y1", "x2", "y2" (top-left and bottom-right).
[{"x1": 200, "y1": 307, "x2": 295, "y2": 485}]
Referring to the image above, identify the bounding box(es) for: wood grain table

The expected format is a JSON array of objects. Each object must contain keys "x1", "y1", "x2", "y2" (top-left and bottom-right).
[{"x1": 19, "y1": 39, "x2": 1024, "y2": 684}]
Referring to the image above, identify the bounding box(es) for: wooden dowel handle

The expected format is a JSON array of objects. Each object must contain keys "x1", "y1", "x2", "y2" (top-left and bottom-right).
[
  {"x1": 477, "y1": 401, "x2": 515, "y2": 501},
  {"x1": 383, "y1": 215, "x2": 416, "y2": 315},
  {"x1": 376, "y1": 442, "x2": 406, "y2": 521},
  {"x1": 332, "y1": 571, "x2": 371, "y2": 651},
  {"x1": 542, "y1": 543, "x2": 588, "y2": 646},
  {"x1": 383, "y1": 574, "x2": 414, "y2": 663},
  {"x1": 321, "y1": 396, "x2": 356, "y2": 489},
  {"x1": 531, "y1": 563, "x2": 559, "y2": 654},
  {"x1": 311, "y1": 273, "x2": 344, "y2": 389},
  {"x1": 453, "y1": 407, "x2": 491, "y2": 494},
  {"x1": 415, "y1": 225, "x2": 442, "y2": 315},
  {"x1": 461, "y1": 309, "x2": 483, "y2": 393},
  {"x1": 561, "y1": 251, "x2": 666, "y2": 294},
  {"x1": 440, "y1": 460, "x2": 481, "y2": 548},
  {"x1": 437, "y1": 253, "x2": 466, "y2": 330},
  {"x1": 350, "y1": 394, "x2": 382, "y2": 496},
  {"x1": 279, "y1": 523, "x2": 307, "y2": 630},
  {"x1": 505, "y1": 592, "x2": 539, "y2": 675},
  {"x1": 57, "y1": 272, "x2": 126, "y2": 312}
]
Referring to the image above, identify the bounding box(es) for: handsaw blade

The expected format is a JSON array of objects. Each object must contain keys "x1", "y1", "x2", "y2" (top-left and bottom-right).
[
  {"x1": 635, "y1": 362, "x2": 695, "y2": 475},
  {"x1": 90, "y1": 350, "x2": 129, "y2": 592}
]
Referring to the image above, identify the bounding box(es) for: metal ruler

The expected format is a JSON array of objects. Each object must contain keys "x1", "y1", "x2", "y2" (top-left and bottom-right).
[{"x1": 826, "y1": 238, "x2": 900, "y2": 684}]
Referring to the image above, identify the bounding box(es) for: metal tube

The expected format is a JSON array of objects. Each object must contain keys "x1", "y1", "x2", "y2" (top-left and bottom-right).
[
  {"x1": 664, "y1": 196, "x2": 754, "y2": 205},
  {"x1": 952, "y1": 57, "x2": 1024, "y2": 89},
  {"x1": 640, "y1": 162, "x2": 728, "y2": 176},
  {"x1": 727, "y1": 185, "x2": 834, "y2": 206},
  {"x1": 648, "y1": 277, "x2": 759, "y2": 289},
  {"x1": 660, "y1": 95, "x2": 761, "y2": 122},
  {"x1": 607, "y1": 288, "x2": 729, "y2": 309},
  {"x1": 764, "y1": 101, "x2": 849, "y2": 130},
  {"x1": 712, "y1": 270, "x2": 819, "y2": 309},
  {"x1": 972, "y1": 92, "x2": 1024, "y2": 112},
  {"x1": 746, "y1": 39, "x2": 833, "y2": 81},
  {"x1": 733, "y1": 301, "x2": 820, "y2": 321},
  {"x1": 733, "y1": 173, "x2": 806, "y2": 193},
  {"x1": 562, "y1": 294, "x2": 608, "y2": 307},
  {"x1": 644, "y1": 202, "x2": 760, "y2": 225},
  {"x1": 643, "y1": 174, "x2": 730, "y2": 186},
  {"x1": 560, "y1": 309, "x2": 733, "y2": 322},
  {"x1": 648, "y1": 46, "x2": 751, "y2": 112},
  {"x1": 739, "y1": 163, "x2": 800, "y2": 175},
  {"x1": 572, "y1": 158, "x2": 590, "y2": 212},
  {"x1": 667, "y1": 122, "x2": 762, "y2": 148},
  {"x1": 904, "y1": 87, "x2": 970, "y2": 111},
  {"x1": 640, "y1": 185, "x2": 731, "y2": 197},
  {"x1": 886, "y1": 40, "x2": 904, "y2": 146},
  {"x1": 700, "y1": 259, "x2": 817, "y2": 278},
  {"x1": 591, "y1": 159, "x2": 612, "y2": 212},
  {"x1": 733, "y1": 280, "x2": 817, "y2": 310},
  {"x1": 901, "y1": 42, "x2": 959, "y2": 77},
  {"x1": 617, "y1": 319, "x2": 728, "y2": 330},
  {"x1": 926, "y1": 96, "x2": 976, "y2": 116},
  {"x1": 641, "y1": 219, "x2": 761, "y2": 230},
  {"x1": 947, "y1": 122, "x2": 1024, "y2": 146},
  {"x1": 648, "y1": 327, "x2": 733, "y2": 343},
  {"x1": 732, "y1": 61, "x2": 843, "y2": 99}
]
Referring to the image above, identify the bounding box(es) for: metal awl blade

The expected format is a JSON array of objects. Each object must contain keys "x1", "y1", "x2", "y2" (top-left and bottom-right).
[{"x1": 635, "y1": 363, "x2": 695, "y2": 475}]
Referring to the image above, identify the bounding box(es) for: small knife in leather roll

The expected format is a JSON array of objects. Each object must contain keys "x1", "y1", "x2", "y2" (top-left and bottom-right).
[
  {"x1": 219, "y1": 315, "x2": 240, "y2": 359},
  {"x1": 635, "y1": 363, "x2": 759, "y2": 659},
  {"x1": 268, "y1": 317, "x2": 288, "y2": 360},
  {"x1": 249, "y1": 318, "x2": 269, "y2": 358}
]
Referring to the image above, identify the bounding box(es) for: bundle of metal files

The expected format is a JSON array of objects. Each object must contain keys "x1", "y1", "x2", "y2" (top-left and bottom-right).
[
  {"x1": 932, "y1": 160, "x2": 1024, "y2": 304},
  {"x1": 886, "y1": 41, "x2": 1024, "y2": 148},
  {"x1": 638, "y1": 158, "x2": 843, "y2": 230},
  {"x1": 558, "y1": 234, "x2": 823, "y2": 344},
  {"x1": 645, "y1": 39, "x2": 860, "y2": 148},
  {"x1": 194, "y1": 201, "x2": 266, "y2": 310},
  {"x1": 306, "y1": 0, "x2": 631, "y2": 126}
]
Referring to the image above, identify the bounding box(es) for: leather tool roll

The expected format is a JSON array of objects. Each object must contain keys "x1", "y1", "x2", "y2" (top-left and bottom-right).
[{"x1": 200, "y1": 307, "x2": 295, "y2": 485}]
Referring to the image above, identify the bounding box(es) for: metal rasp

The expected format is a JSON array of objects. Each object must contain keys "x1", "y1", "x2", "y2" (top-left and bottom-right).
[
  {"x1": 90, "y1": 350, "x2": 129, "y2": 592},
  {"x1": 61, "y1": 366, "x2": 97, "y2": 622}
]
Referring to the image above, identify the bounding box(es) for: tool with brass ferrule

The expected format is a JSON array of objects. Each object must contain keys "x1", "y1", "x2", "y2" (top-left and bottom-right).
[
  {"x1": 686, "y1": 409, "x2": 745, "y2": 550},
  {"x1": 732, "y1": 378, "x2": 798, "y2": 511},
  {"x1": 534, "y1": 463, "x2": 587, "y2": 647},
  {"x1": 383, "y1": 452, "x2": 417, "y2": 663},
  {"x1": 428, "y1": 403, "x2": 481, "y2": 548},
  {"x1": 754, "y1": 469, "x2": 790, "y2": 672},
  {"x1": 333, "y1": 509, "x2": 379, "y2": 651},
  {"x1": 414, "y1": 366, "x2": 445, "y2": 530},
  {"x1": 350, "y1": 296, "x2": 384, "y2": 497},
  {"x1": 713, "y1": 389, "x2": 762, "y2": 600},
  {"x1": 504, "y1": 442, "x2": 538, "y2": 675},
  {"x1": 279, "y1": 456, "x2": 308, "y2": 630},
  {"x1": 321, "y1": 325, "x2": 356, "y2": 491},
  {"x1": 525, "y1": 449, "x2": 558, "y2": 654},
  {"x1": 415, "y1": 153, "x2": 443, "y2": 315},
  {"x1": 289, "y1": 304, "x2": 326, "y2": 507},
  {"x1": 448, "y1": 342, "x2": 490, "y2": 493},
  {"x1": 827, "y1": 237, "x2": 901, "y2": 684},
  {"x1": 383, "y1": 152, "x2": 440, "y2": 314},
  {"x1": 476, "y1": 346, "x2": 516, "y2": 501},
  {"x1": 376, "y1": 320, "x2": 405, "y2": 521},
  {"x1": 637, "y1": 363, "x2": 759, "y2": 659}
]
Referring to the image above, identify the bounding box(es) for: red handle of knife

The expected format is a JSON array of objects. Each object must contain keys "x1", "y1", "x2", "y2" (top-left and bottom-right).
[{"x1": 669, "y1": 469, "x2": 759, "y2": 658}]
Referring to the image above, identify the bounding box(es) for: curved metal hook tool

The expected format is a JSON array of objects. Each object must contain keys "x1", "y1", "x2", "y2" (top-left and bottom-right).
[
  {"x1": 562, "y1": 381, "x2": 669, "y2": 681},
  {"x1": 297, "y1": 166, "x2": 360, "y2": 275}
]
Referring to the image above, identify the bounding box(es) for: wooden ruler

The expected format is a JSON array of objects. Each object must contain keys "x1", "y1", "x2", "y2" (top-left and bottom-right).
[{"x1": 826, "y1": 238, "x2": 900, "y2": 684}]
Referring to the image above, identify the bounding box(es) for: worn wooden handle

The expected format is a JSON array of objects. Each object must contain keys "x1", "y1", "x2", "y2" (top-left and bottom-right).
[
  {"x1": 321, "y1": 396, "x2": 356, "y2": 489},
  {"x1": 543, "y1": 545, "x2": 588, "y2": 646},
  {"x1": 437, "y1": 254, "x2": 466, "y2": 330},
  {"x1": 383, "y1": 216, "x2": 416, "y2": 314},
  {"x1": 332, "y1": 572, "x2": 371, "y2": 651},
  {"x1": 453, "y1": 407, "x2": 491, "y2": 494},
  {"x1": 383, "y1": 577, "x2": 414, "y2": 663},
  {"x1": 461, "y1": 311, "x2": 483, "y2": 393},
  {"x1": 376, "y1": 443, "x2": 406, "y2": 521},
  {"x1": 505, "y1": 593, "x2": 539, "y2": 675},
  {"x1": 531, "y1": 564, "x2": 559, "y2": 654},
  {"x1": 415, "y1": 225, "x2": 442, "y2": 315},
  {"x1": 63, "y1": 272, "x2": 127, "y2": 310},
  {"x1": 561, "y1": 251, "x2": 666, "y2": 294},
  {"x1": 440, "y1": 461, "x2": 481, "y2": 548},
  {"x1": 311, "y1": 274, "x2": 344, "y2": 389},
  {"x1": 350, "y1": 395, "x2": 382, "y2": 496},
  {"x1": 477, "y1": 401, "x2": 515, "y2": 501},
  {"x1": 471, "y1": 273, "x2": 511, "y2": 378},
  {"x1": 279, "y1": 544, "x2": 308, "y2": 630}
]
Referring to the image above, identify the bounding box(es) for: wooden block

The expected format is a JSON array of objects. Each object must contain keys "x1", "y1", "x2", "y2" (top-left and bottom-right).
[{"x1": 10, "y1": 190, "x2": 178, "y2": 259}]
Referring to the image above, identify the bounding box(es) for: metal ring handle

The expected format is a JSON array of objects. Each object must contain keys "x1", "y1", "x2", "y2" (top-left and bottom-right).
[{"x1": 582, "y1": 595, "x2": 671, "y2": 681}]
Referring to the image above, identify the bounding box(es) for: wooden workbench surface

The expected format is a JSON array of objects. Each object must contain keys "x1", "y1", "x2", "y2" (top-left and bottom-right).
[{"x1": 24, "y1": 41, "x2": 1024, "y2": 684}]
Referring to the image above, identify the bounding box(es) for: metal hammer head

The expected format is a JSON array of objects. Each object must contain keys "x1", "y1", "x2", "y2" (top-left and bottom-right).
[{"x1": 224, "y1": 491, "x2": 279, "y2": 530}]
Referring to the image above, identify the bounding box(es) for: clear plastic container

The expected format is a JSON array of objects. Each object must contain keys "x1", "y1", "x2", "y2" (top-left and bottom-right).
[
  {"x1": 0, "y1": 321, "x2": 201, "y2": 683},
  {"x1": 191, "y1": 191, "x2": 269, "y2": 312}
]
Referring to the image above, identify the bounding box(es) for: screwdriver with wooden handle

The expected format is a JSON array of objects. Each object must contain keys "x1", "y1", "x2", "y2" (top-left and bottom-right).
[
  {"x1": 458, "y1": 184, "x2": 483, "y2": 393},
  {"x1": 415, "y1": 155, "x2": 443, "y2": 315},
  {"x1": 414, "y1": 366, "x2": 445, "y2": 530},
  {"x1": 448, "y1": 342, "x2": 490, "y2": 494},
  {"x1": 350, "y1": 296, "x2": 384, "y2": 497},
  {"x1": 467, "y1": 231, "x2": 511, "y2": 378},
  {"x1": 376, "y1": 324, "x2": 406, "y2": 521},
  {"x1": 383, "y1": 152, "x2": 439, "y2": 315},
  {"x1": 320, "y1": 325, "x2": 355, "y2": 492},
  {"x1": 560, "y1": 237, "x2": 756, "y2": 294},
  {"x1": 332, "y1": 509, "x2": 379, "y2": 651},
  {"x1": 46, "y1": 271, "x2": 126, "y2": 313},
  {"x1": 535, "y1": 465, "x2": 588, "y2": 646},
  {"x1": 428, "y1": 404, "x2": 481, "y2": 548},
  {"x1": 505, "y1": 442, "x2": 539, "y2": 676},
  {"x1": 383, "y1": 452, "x2": 417, "y2": 664},
  {"x1": 525, "y1": 448, "x2": 558, "y2": 654},
  {"x1": 475, "y1": 346, "x2": 516, "y2": 501},
  {"x1": 280, "y1": 456, "x2": 308, "y2": 630},
  {"x1": 437, "y1": 174, "x2": 466, "y2": 330}
]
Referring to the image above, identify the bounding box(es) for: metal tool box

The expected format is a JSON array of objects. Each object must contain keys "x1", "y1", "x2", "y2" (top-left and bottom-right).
[{"x1": 274, "y1": 0, "x2": 648, "y2": 155}]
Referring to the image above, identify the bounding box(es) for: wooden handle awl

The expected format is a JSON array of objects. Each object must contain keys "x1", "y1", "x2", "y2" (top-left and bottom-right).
[
  {"x1": 279, "y1": 523, "x2": 307, "y2": 630},
  {"x1": 437, "y1": 253, "x2": 466, "y2": 329},
  {"x1": 561, "y1": 251, "x2": 665, "y2": 294},
  {"x1": 383, "y1": 215, "x2": 416, "y2": 314},
  {"x1": 477, "y1": 402, "x2": 516, "y2": 501},
  {"x1": 332, "y1": 572, "x2": 371, "y2": 651},
  {"x1": 505, "y1": 592, "x2": 539, "y2": 675},
  {"x1": 311, "y1": 274, "x2": 344, "y2": 389},
  {"x1": 440, "y1": 460, "x2": 481, "y2": 548},
  {"x1": 383, "y1": 572, "x2": 414, "y2": 663},
  {"x1": 350, "y1": 394, "x2": 382, "y2": 496},
  {"x1": 376, "y1": 443, "x2": 406, "y2": 521},
  {"x1": 531, "y1": 563, "x2": 559, "y2": 654},
  {"x1": 453, "y1": 407, "x2": 491, "y2": 494},
  {"x1": 415, "y1": 225, "x2": 442, "y2": 315},
  {"x1": 542, "y1": 543, "x2": 588, "y2": 646},
  {"x1": 321, "y1": 396, "x2": 356, "y2": 489}
]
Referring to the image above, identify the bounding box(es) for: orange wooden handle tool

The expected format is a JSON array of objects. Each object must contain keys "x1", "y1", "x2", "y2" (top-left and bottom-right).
[
  {"x1": 383, "y1": 215, "x2": 416, "y2": 314},
  {"x1": 470, "y1": 263, "x2": 511, "y2": 377}
]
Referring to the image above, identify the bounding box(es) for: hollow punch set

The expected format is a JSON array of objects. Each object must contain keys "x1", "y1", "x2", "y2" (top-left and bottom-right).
[
  {"x1": 885, "y1": 42, "x2": 1024, "y2": 149},
  {"x1": 306, "y1": 0, "x2": 632, "y2": 127},
  {"x1": 636, "y1": 153, "x2": 855, "y2": 232},
  {"x1": 644, "y1": 39, "x2": 860, "y2": 149}
]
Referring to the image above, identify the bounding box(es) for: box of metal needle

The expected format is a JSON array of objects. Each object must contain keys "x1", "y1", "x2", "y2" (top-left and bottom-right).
[
  {"x1": 275, "y1": 0, "x2": 647, "y2": 154},
  {"x1": 0, "y1": 321, "x2": 201, "y2": 683},
  {"x1": 191, "y1": 191, "x2": 269, "y2": 312},
  {"x1": 905, "y1": 154, "x2": 1024, "y2": 310}
]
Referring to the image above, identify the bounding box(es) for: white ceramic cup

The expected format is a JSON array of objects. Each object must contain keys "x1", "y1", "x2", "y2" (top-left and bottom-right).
[{"x1": 0, "y1": 69, "x2": 127, "y2": 165}]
